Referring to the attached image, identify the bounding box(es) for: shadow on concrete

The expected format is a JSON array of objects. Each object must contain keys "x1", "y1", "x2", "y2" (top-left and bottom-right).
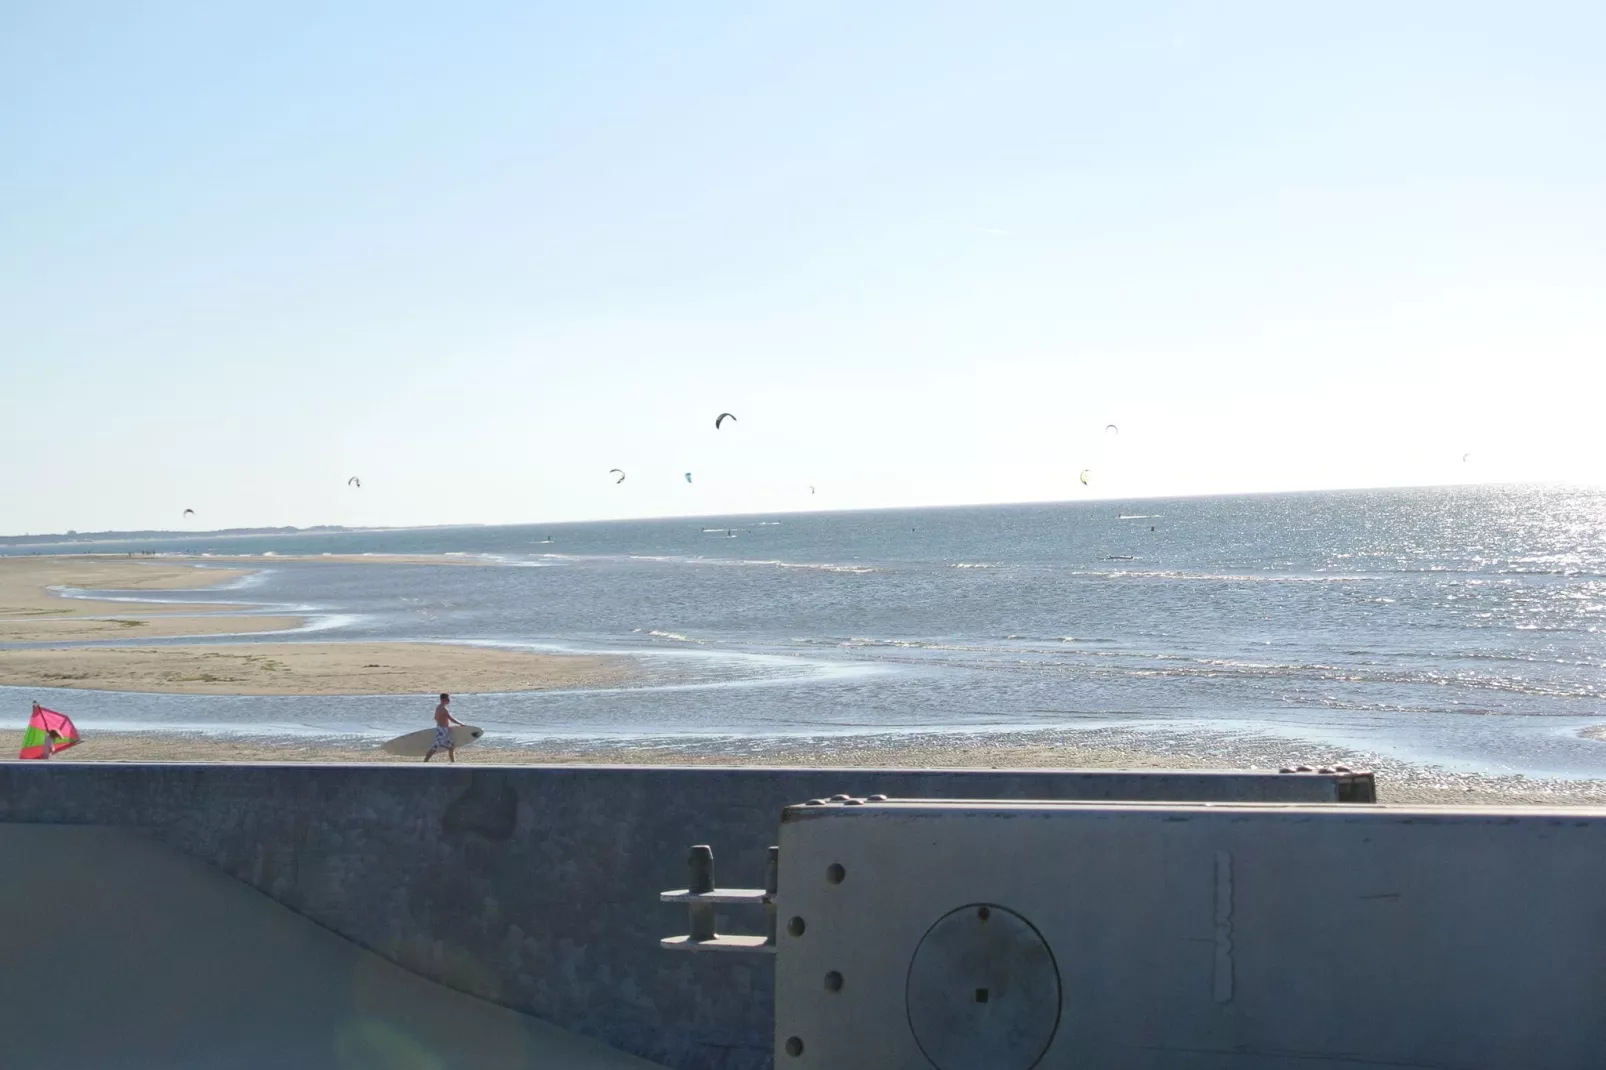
[{"x1": 0, "y1": 823, "x2": 665, "y2": 1070}]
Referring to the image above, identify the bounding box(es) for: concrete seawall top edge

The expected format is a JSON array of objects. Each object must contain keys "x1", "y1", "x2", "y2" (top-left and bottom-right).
[{"x1": 0, "y1": 760, "x2": 1337, "y2": 776}]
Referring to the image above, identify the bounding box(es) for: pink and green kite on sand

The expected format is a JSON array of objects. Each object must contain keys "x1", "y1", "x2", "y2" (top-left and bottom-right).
[{"x1": 19, "y1": 703, "x2": 81, "y2": 759}]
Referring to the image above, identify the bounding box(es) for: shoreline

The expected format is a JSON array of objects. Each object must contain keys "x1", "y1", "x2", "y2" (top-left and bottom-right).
[
  {"x1": 0, "y1": 555, "x2": 638, "y2": 695},
  {"x1": 0, "y1": 555, "x2": 297, "y2": 641},
  {"x1": 0, "y1": 642, "x2": 635, "y2": 696},
  {"x1": 35, "y1": 731, "x2": 1606, "y2": 806},
  {"x1": 7, "y1": 555, "x2": 1603, "y2": 807}
]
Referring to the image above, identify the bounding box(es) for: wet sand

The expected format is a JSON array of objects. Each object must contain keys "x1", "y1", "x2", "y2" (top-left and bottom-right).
[
  {"x1": 0, "y1": 643, "x2": 634, "y2": 695},
  {"x1": 0, "y1": 556, "x2": 634, "y2": 695},
  {"x1": 0, "y1": 615, "x2": 305, "y2": 643},
  {"x1": 42, "y1": 732, "x2": 1606, "y2": 806},
  {"x1": 0, "y1": 555, "x2": 292, "y2": 641},
  {"x1": 9, "y1": 556, "x2": 1602, "y2": 806}
]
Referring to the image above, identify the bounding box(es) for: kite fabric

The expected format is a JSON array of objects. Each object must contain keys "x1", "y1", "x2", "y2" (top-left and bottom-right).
[{"x1": 19, "y1": 705, "x2": 81, "y2": 759}]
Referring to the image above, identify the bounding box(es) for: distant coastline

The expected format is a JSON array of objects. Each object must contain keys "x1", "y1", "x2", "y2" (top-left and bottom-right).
[
  {"x1": 0, "y1": 522, "x2": 507, "y2": 550},
  {"x1": 0, "y1": 525, "x2": 353, "y2": 547}
]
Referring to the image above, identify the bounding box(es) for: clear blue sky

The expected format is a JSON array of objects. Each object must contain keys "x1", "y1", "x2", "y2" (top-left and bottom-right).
[{"x1": 4, "y1": 2, "x2": 1603, "y2": 533}]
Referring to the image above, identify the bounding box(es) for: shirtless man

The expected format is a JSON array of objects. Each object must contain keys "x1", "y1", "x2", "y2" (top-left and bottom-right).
[{"x1": 423, "y1": 693, "x2": 464, "y2": 762}]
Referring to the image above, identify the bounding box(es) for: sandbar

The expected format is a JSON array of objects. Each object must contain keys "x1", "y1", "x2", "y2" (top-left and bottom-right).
[
  {"x1": 0, "y1": 555, "x2": 294, "y2": 641},
  {"x1": 0, "y1": 642, "x2": 633, "y2": 695},
  {"x1": 0, "y1": 615, "x2": 306, "y2": 643}
]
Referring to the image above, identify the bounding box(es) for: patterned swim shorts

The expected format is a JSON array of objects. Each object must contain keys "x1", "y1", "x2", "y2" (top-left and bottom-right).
[{"x1": 433, "y1": 725, "x2": 453, "y2": 750}]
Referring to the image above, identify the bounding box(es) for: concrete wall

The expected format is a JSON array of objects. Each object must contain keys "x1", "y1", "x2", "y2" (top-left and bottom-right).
[
  {"x1": 774, "y1": 799, "x2": 1606, "y2": 1069},
  {"x1": 0, "y1": 763, "x2": 1363, "y2": 1070},
  {"x1": 0, "y1": 825, "x2": 666, "y2": 1070}
]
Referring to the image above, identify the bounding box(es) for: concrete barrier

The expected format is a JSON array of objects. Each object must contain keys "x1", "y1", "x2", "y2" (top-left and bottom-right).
[
  {"x1": 0, "y1": 763, "x2": 1366, "y2": 1070},
  {"x1": 0, "y1": 824, "x2": 666, "y2": 1069},
  {"x1": 776, "y1": 799, "x2": 1606, "y2": 1069}
]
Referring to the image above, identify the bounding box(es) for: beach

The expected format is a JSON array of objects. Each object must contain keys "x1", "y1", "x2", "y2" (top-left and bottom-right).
[
  {"x1": 48, "y1": 731, "x2": 1606, "y2": 807},
  {"x1": 0, "y1": 643, "x2": 633, "y2": 695},
  {"x1": 0, "y1": 555, "x2": 298, "y2": 642},
  {"x1": 6, "y1": 490, "x2": 1606, "y2": 809},
  {"x1": 0, "y1": 555, "x2": 635, "y2": 694}
]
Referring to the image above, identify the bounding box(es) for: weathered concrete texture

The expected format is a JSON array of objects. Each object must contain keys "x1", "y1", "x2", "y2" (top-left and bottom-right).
[{"x1": 0, "y1": 763, "x2": 1362, "y2": 1070}]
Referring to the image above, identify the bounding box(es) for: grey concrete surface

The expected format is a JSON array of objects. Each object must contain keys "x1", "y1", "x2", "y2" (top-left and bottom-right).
[
  {"x1": 0, "y1": 824, "x2": 665, "y2": 1070},
  {"x1": 0, "y1": 763, "x2": 1362, "y2": 1069},
  {"x1": 776, "y1": 799, "x2": 1606, "y2": 1069}
]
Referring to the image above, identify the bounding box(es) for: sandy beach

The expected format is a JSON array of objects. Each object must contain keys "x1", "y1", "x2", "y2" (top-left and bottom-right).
[
  {"x1": 0, "y1": 555, "x2": 295, "y2": 641},
  {"x1": 41, "y1": 731, "x2": 1605, "y2": 806},
  {"x1": 7, "y1": 555, "x2": 1603, "y2": 808},
  {"x1": 0, "y1": 642, "x2": 633, "y2": 695},
  {"x1": 0, "y1": 555, "x2": 636, "y2": 694},
  {"x1": 0, "y1": 614, "x2": 306, "y2": 643}
]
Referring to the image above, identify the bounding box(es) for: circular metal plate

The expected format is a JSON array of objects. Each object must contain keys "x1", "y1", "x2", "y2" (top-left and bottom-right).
[{"x1": 905, "y1": 903, "x2": 1061, "y2": 1070}]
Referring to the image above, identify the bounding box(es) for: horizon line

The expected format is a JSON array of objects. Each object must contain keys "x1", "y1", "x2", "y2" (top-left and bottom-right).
[{"x1": 0, "y1": 479, "x2": 1581, "y2": 544}]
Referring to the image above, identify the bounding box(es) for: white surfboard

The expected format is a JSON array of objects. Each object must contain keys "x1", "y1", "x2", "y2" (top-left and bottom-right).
[{"x1": 380, "y1": 724, "x2": 483, "y2": 757}]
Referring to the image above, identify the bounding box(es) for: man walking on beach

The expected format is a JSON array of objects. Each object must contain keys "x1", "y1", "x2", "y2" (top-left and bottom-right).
[{"x1": 423, "y1": 693, "x2": 464, "y2": 763}]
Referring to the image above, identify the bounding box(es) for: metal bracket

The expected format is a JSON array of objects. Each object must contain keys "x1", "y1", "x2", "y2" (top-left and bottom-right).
[{"x1": 660, "y1": 843, "x2": 778, "y2": 954}]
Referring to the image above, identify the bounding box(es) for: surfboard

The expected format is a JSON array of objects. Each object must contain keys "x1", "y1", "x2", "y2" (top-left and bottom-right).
[{"x1": 380, "y1": 724, "x2": 483, "y2": 757}]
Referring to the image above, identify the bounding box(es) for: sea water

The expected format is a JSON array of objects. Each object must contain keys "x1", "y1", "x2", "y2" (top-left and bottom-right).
[{"x1": 5, "y1": 484, "x2": 1605, "y2": 780}]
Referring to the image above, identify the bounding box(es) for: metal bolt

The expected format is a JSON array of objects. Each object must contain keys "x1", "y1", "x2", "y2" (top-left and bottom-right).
[
  {"x1": 785, "y1": 1036, "x2": 804, "y2": 1057},
  {"x1": 867, "y1": 794, "x2": 889, "y2": 801},
  {"x1": 844, "y1": 798, "x2": 864, "y2": 805},
  {"x1": 826, "y1": 863, "x2": 845, "y2": 885},
  {"x1": 830, "y1": 794, "x2": 851, "y2": 802},
  {"x1": 805, "y1": 798, "x2": 828, "y2": 806},
  {"x1": 824, "y1": 971, "x2": 843, "y2": 992},
  {"x1": 788, "y1": 916, "x2": 806, "y2": 937}
]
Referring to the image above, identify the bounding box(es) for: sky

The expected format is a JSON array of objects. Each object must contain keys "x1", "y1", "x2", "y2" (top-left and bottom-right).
[{"x1": 3, "y1": 2, "x2": 1604, "y2": 534}]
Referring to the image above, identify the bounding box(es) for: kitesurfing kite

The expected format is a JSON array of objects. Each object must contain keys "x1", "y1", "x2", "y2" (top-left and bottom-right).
[
  {"x1": 715, "y1": 413, "x2": 737, "y2": 430},
  {"x1": 1104, "y1": 424, "x2": 1119, "y2": 436},
  {"x1": 1462, "y1": 453, "x2": 1471, "y2": 463},
  {"x1": 1080, "y1": 470, "x2": 1090, "y2": 486},
  {"x1": 610, "y1": 469, "x2": 626, "y2": 484},
  {"x1": 19, "y1": 703, "x2": 81, "y2": 759},
  {"x1": 348, "y1": 476, "x2": 361, "y2": 488},
  {"x1": 685, "y1": 472, "x2": 694, "y2": 483},
  {"x1": 183, "y1": 508, "x2": 195, "y2": 517},
  {"x1": 809, "y1": 485, "x2": 816, "y2": 494}
]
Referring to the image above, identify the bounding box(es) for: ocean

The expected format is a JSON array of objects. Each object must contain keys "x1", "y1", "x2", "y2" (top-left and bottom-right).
[{"x1": 5, "y1": 484, "x2": 1606, "y2": 781}]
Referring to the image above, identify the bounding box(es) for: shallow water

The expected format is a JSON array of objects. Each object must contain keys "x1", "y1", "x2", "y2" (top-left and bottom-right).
[{"x1": 6, "y1": 484, "x2": 1606, "y2": 779}]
